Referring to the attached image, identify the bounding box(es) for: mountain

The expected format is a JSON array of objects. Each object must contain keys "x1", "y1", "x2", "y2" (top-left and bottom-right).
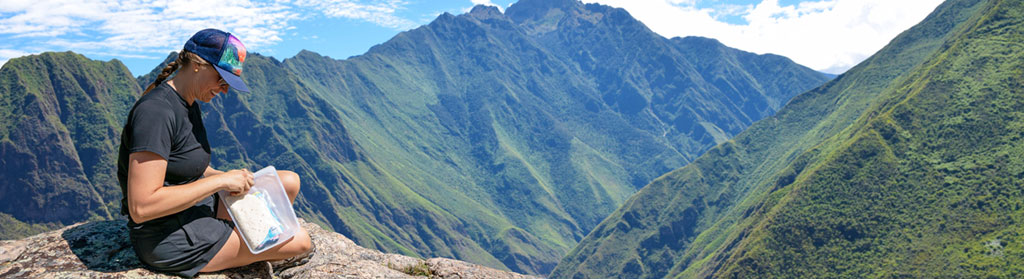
[
  {"x1": 0, "y1": 0, "x2": 829, "y2": 275},
  {"x1": 553, "y1": 0, "x2": 1024, "y2": 277},
  {"x1": 0, "y1": 52, "x2": 137, "y2": 237},
  {"x1": 273, "y1": 1, "x2": 826, "y2": 274}
]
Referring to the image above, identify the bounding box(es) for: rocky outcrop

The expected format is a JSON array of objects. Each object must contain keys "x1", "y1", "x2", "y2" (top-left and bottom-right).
[{"x1": 0, "y1": 219, "x2": 536, "y2": 279}]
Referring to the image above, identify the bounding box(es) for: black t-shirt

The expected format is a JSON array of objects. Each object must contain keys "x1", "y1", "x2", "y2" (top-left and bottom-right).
[{"x1": 117, "y1": 82, "x2": 211, "y2": 219}]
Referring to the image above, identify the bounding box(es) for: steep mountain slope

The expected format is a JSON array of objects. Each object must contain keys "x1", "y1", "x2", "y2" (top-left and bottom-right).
[
  {"x1": 507, "y1": 0, "x2": 829, "y2": 155},
  {"x1": 0, "y1": 52, "x2": 137, "y2": 238},
  {"x1": 711, "y1": 0, "x2": 1024, "y2": 276},
  {"x1": 278, "y1": 1, "x2": 827, "y2": 274},
  {"x1": 553, "y1": 0, "x2": 1024, "y2": 277},
  {"x1": 0, "y1": 0, "x2": 829, "y2": 275}
]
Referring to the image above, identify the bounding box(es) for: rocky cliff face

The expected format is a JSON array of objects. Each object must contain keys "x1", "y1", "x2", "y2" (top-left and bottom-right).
[{"x1": 0, "y1": 219, "x2": 535, "y2": 279}]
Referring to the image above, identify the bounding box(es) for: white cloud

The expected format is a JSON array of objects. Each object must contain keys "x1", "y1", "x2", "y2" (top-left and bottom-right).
[
  {"x1": 0, "y1": 49, "x2": 33, "y2": 68},
  {"x1": 0, "y1": 0, "x2": 415, "y2": 64},
  {"x1": 584, "y1": 0, "x2": 944, "y2": 74},
  {"x1": 0, "y1": 0, "x2": 299, "y2": 57},
  {"x1": 296, "y1": 0, "x2": 417, "y2": 30},
  {"x1": 1, "y1": 0, "x2": 939, "y2": 75}
]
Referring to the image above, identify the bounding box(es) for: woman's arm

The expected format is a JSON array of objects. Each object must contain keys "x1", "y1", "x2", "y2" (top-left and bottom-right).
[
  {"x1": 204, "y1": 165, "x2": 225, "y2": 177},
  {"x1": 126, "y1": 151, "x2": 251, "y2": 223}
]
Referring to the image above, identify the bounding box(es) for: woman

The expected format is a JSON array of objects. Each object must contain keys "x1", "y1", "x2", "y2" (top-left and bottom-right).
[{"x1": 117, "y1": 28, "x2": 312, "y2": 278}]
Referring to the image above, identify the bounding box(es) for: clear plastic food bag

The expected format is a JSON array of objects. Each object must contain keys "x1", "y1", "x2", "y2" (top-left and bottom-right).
[{"x1": 220, "y1": 166, "x2": 300, "y2": 254}]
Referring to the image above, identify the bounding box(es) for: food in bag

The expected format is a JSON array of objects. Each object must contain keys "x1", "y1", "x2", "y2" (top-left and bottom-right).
[
  {"x1": 224, "y1": 188, "x2": 284, "y2": 250},
  {"x1": 220, "y1": 166, "x2": 299, "y2": 254}
]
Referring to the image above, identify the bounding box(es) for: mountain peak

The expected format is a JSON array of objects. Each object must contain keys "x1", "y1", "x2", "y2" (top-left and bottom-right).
[
  {"x1": 672, "y1": 36, "x2": 725, "y2": 48},
  {"x1": 427, "y1": 11, "x2": 458, "y2": 27},
  {"x1": 505, "y1": 0, "x2": 582, "y2": 23},
  {"x1": 513, "y1": 0, "x2": 580, "y2": 10},
  {"x1": 469, "y1": 4, "x2": 503, "y2": 20},
  {"x1": 296, "y1": 49, "x2": 323, "y2": 58}
]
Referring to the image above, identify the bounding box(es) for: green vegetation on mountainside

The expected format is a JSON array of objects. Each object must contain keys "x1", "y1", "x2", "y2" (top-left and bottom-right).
[
  {"x1": 0, "y1": 52, "x2": 137, "y2": 239},
  {"x1": 270, "y1": 1, "x2": 827, "y2": 274},
  {"x1": 0, "y1": 0, "x2": 828, "y2": 275},
  {"x1": 553, "y1": 0, "x2": 1024, "y2": 277},
  {"x1": 201, "y1": 54, "x2": 510, "y2": 268},
  {"x1": 713, "y1": 0, "x2": 1024, "y2": 276}
]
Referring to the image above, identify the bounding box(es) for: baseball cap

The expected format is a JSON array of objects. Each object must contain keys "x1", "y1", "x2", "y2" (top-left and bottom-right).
[{"x1": 183, "y1": 28, "x2": 250, "y2": 93}]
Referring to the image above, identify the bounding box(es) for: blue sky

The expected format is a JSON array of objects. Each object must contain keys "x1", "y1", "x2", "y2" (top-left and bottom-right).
[{"x1": 0, "y1": 0, "x2": 942, "y2": 76}]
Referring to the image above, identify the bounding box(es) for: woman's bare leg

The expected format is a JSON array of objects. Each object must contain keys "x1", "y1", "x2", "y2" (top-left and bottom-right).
[
  {"x1": 199, "y1": 226, "x2": 312, "y2": 272},
  {"x1": 206, "y1": 169, "x2": 309, "y2": 272},
  {"x1": 277, "y1": 170, "x2": 300, "y2": 204}
]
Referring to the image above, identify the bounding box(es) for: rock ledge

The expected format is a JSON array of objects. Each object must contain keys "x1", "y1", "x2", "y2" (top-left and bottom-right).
[{"x1": 0, "y1": 219, "x2": 537, "y2": 279}]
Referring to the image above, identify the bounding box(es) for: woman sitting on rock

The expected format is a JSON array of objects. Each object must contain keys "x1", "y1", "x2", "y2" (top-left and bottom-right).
[{"x1": 117, "y1": 28, "x2": 312, "y2": 278}]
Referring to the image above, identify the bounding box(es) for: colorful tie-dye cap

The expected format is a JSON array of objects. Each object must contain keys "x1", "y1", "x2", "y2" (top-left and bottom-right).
[{"x1": 183, "y1": 28, "x2": 250, "y2": 92}]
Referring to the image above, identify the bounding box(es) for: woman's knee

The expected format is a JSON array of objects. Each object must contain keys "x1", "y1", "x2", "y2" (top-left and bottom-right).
[
  {"x1": 292, "y1": 228, "x2": 312, "y2": 254},
  {"x1": 278, "y1": 170, "x2": 301, "y2": 199},
  {"x1": 273, "y1": 228, "x2": 311, "y2": 259}
]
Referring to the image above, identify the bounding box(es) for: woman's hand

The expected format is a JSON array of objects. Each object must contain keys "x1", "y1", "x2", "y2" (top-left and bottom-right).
[{"x1": 221, "y1": 169, "x2": 255, "y2": 196}]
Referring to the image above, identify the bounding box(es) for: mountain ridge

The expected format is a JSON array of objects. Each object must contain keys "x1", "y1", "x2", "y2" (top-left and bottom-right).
[
  {"x1": 0, "y1": 51, "x2": 137, "y2": 229},
  {"x1": 551, "y1": 0, "x2": 1024, "y2": 277},
  {"x1": 0, "y1": 0, "x2": 830, "y2": 275}
]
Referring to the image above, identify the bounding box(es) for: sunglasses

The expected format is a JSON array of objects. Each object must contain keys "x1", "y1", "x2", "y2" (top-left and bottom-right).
[
  {"x1": 200, "y1": 65, "x2": 231, "y2": 93},
  {"x1": 217, "y1": 76, "x2": 230, "y2": 92}
]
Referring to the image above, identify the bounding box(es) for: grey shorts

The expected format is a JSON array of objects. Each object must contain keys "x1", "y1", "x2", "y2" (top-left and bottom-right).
[{"x1": 128, "y1": 193, "x2": 234, "y2": 278}]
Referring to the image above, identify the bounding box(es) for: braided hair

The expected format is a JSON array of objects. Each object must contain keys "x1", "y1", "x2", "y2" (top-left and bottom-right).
[{"x1": 141, "y1": 51, "x2": 209, "y2": 96}]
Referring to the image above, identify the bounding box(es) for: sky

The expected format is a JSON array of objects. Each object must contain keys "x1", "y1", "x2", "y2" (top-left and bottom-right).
[{"x1": 0, "y1": 0, "x2": 944, "y2": 77}]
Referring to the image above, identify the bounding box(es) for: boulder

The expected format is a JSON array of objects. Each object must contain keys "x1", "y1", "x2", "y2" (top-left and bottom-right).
[{"x1": 0, "y1": 218, "x2": 536, "y2": 279}]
